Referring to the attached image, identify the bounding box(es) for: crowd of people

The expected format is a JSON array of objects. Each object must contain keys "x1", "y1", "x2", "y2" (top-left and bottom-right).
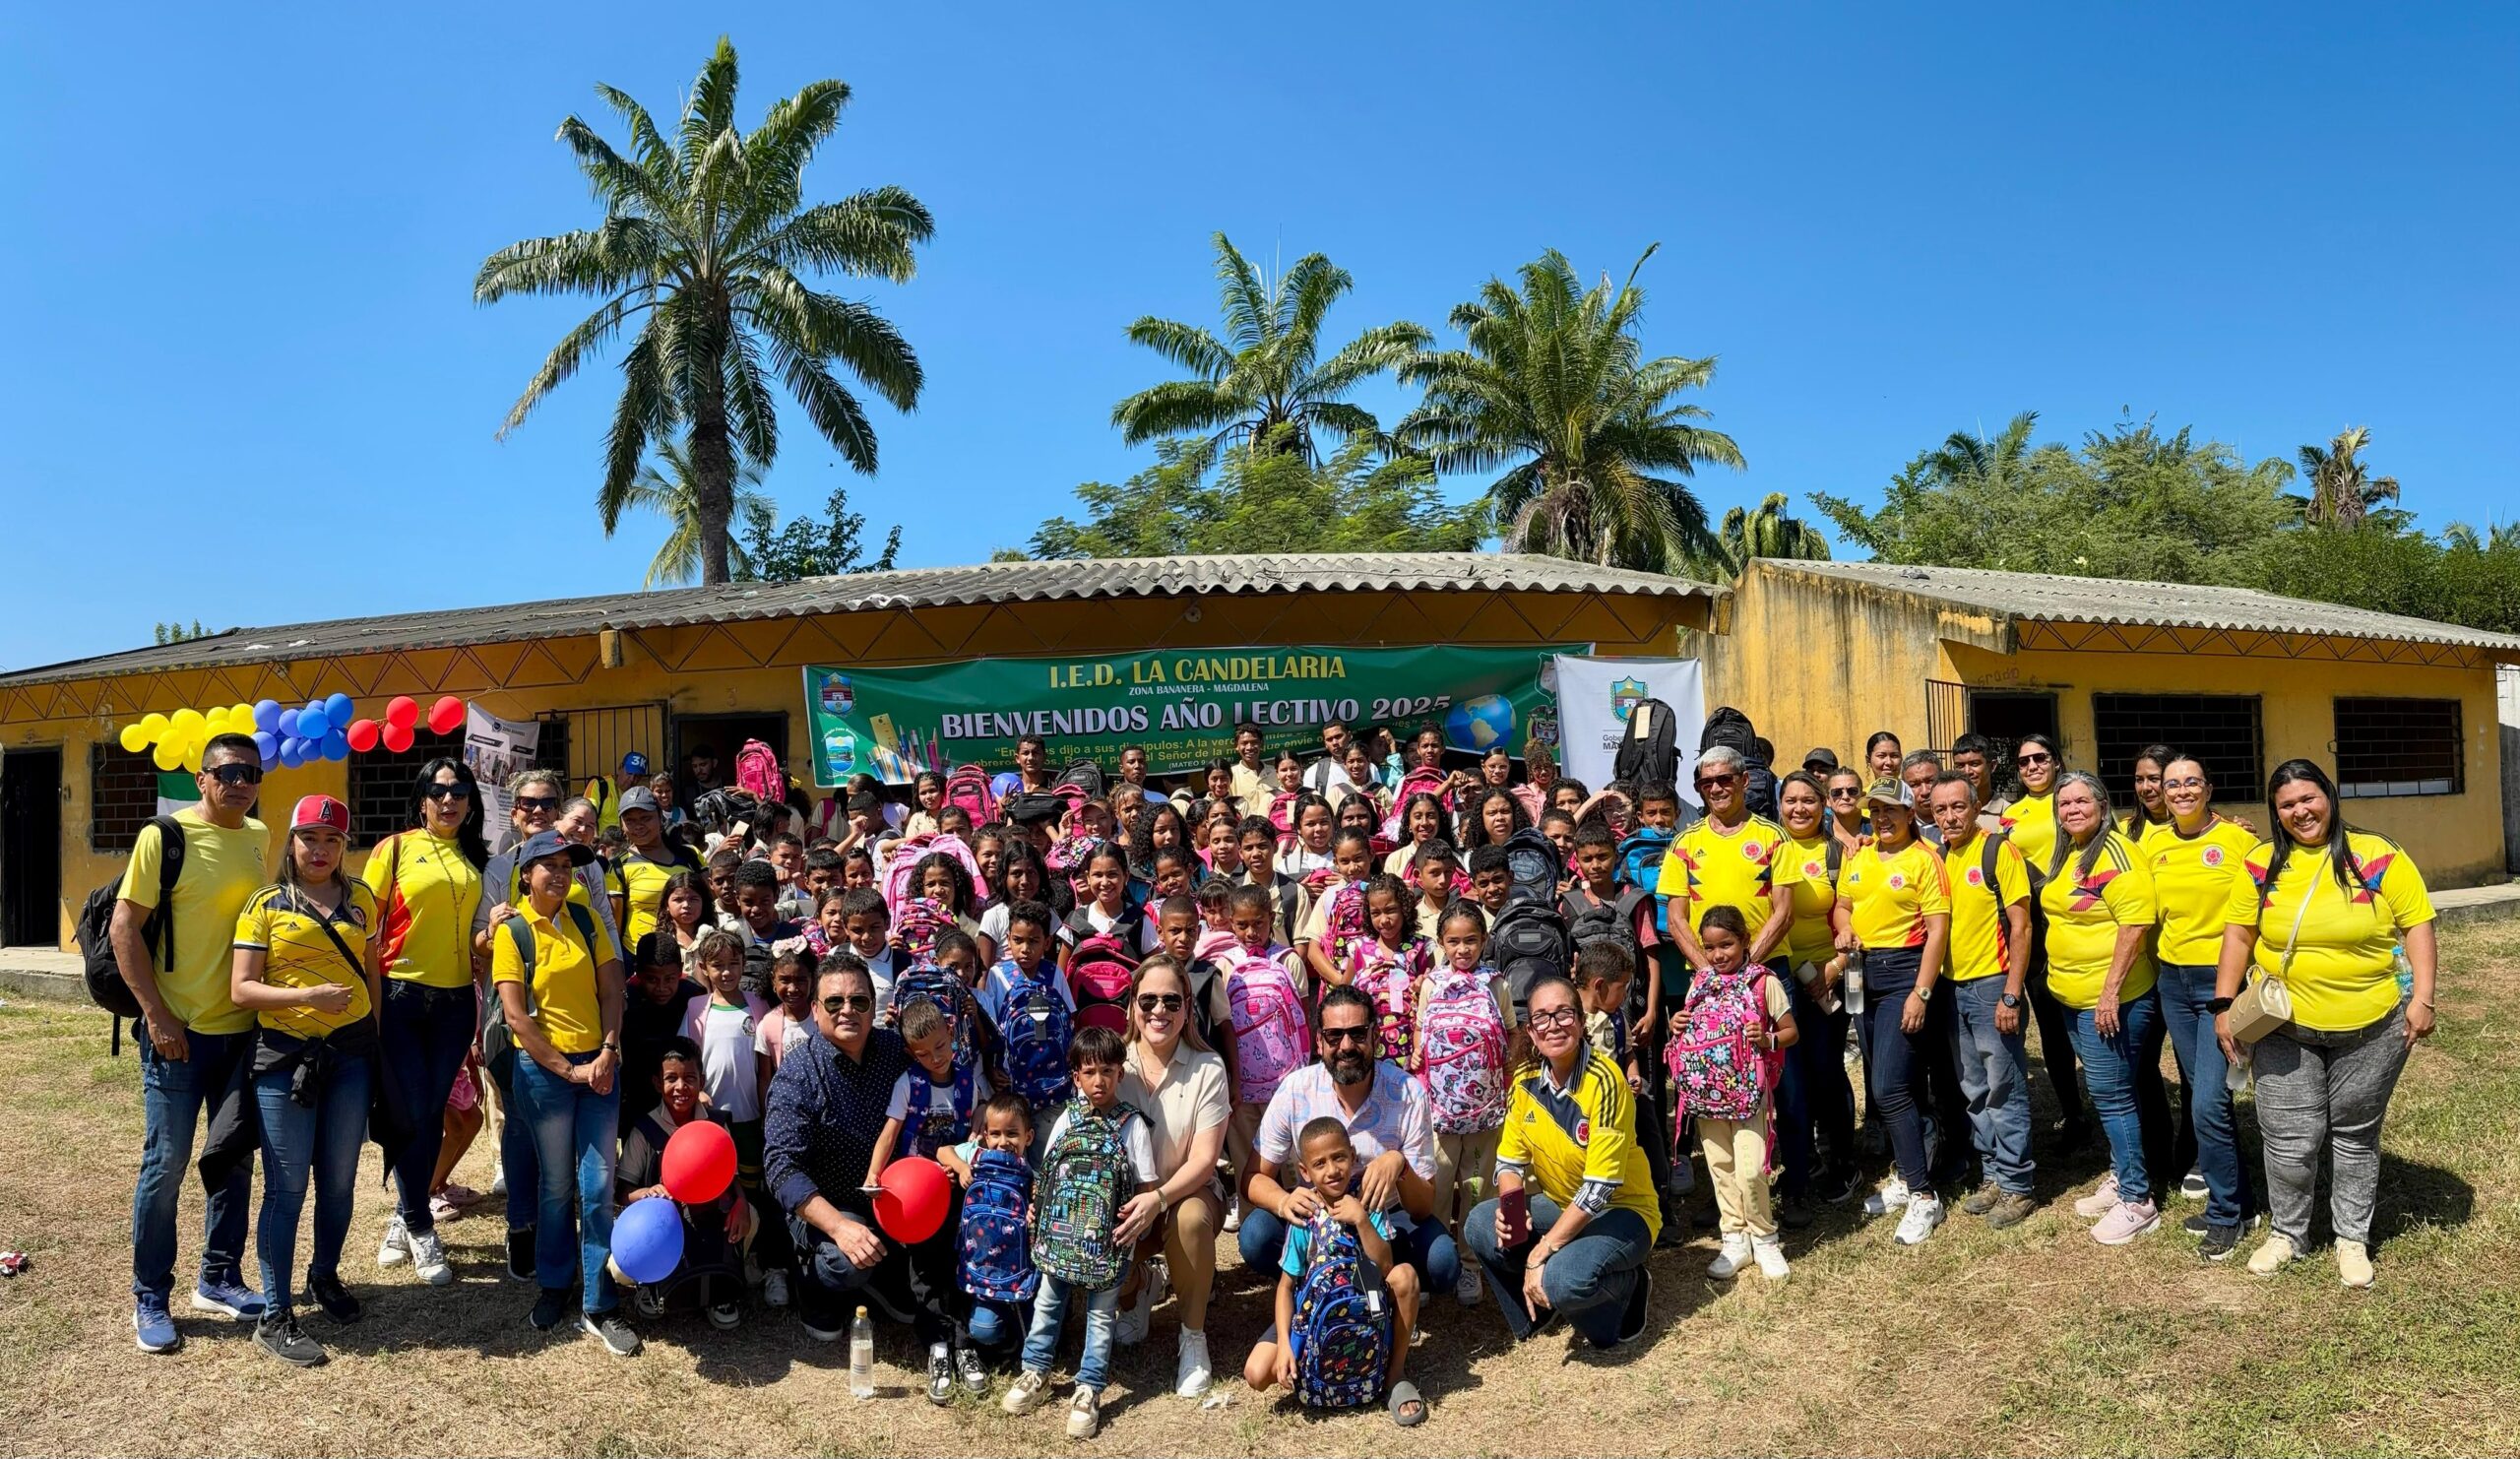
[{"x1": 106, "y1": 708, "x2": 2440, "y2": 1436}]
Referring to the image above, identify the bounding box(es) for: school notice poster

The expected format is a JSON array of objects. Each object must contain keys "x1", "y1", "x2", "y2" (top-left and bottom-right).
[{"x1": 800, "y1": 645, "x2": 1582, "y2": 786}]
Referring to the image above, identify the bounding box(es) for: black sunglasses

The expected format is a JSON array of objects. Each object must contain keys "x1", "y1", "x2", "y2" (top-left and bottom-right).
[
  {"x1": 820, "y1": 993, "x2": 874, "y2": 1014},
  {"x1": 422, "y1": 783, "x2": 472, "y2": 801},
  {"x1": 1320, "y1": 1025, "x2": 1373, "y2": 1046},
  {"x1": 206, "y1": 762, "x2": 263, "y2": 788},
  {"x1": 1135, "y1": 992, "x2": 1183, "y2": 1013},
  {"x1": 515, "y1": 794, "x2": 561, "y2": 813},
  {"x1": 2016, "y1": 751, "x2": 2053, "y2": 767}
]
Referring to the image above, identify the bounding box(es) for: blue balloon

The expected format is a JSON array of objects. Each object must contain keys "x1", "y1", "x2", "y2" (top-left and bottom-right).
[
  {"x1": 322, "y1": 729, "x2": 350, "y2": 761},
  {"x1": 279, "y1": 709, "x2": 301, "y2": 738},
  {"x1": 612, "y1": 1196, "x2": 685, "y2": 1285},
  {"x1": 253, "y1": 699, "x2": 283, "y2": 733},
  {"x1": 252, "y1": 730, "x2": 281, "y2": 762},
  {"x1": 298, "y1": 708, "x2": 331, "y2": 740},
  {"x1": 279, "y1": 739, "x2": 305, "y2": 770},
  {"x1": 324, "y1": 692, "x2": 354, "y2": 725}
]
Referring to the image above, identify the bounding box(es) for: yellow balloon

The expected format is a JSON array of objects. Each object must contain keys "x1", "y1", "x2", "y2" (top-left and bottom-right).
[
  {"x1": 152, "y1": 739, "x2": 182, "y2": 771},
  {"x1": 203, "y1": 709, "x2": 229, "y2": 734},
  {"x1": 119, "y1": 723, "x2": 149, "y2": 753},
  {"x1": 230, "y1": 703, "x2": 254, "y2": 727},
  {"x1": 139, "y1": 712, "x2": 169, "y2": 739},
  {"x1": 181, "y1": 742, "x2": 205, "y2": 775},
  {"x1": 170, "y1": 707, "x2": 206, "y2": 736}
]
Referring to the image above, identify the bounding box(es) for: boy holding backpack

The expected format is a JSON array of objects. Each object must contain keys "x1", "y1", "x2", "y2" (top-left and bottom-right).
[
  {"x1": 1001, "y1": 1027, "x2": 1163, "y2": 1440},
  {"x1": 1241, "y1": 1116, "x2": 1425, "y2": 1427}
]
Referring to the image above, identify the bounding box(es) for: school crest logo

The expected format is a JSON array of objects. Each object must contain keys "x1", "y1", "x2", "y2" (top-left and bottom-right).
[
  {"x1": 1610, "y1": 677, "x2": 1648, "y2": 724},
  {"x1": 2202, "y1": 846, "x2": 2226, "y2": 867},
  {"x1": 817, "y1": 673, "x2": 855, "y2": 718}
]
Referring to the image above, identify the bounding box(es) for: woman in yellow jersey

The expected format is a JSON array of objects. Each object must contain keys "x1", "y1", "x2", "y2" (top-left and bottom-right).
[
  {"x1": 1829, "y1": 780, "x2": 1950, "y2": 1244},
  {"x1": 1775, "y1": 771, "x2": 1860, "y2": 1202},
  {"x1": 1821, "y1": 767, "x2": 1869, "y2": 856},
  {"x1": 366, "y1": 758, "x2": 489, "y2": 1288},
  {"x1": 2000, "y1": 732, "x2": 2093, "y2": 1150},
  {"x1": 229, "y1": 795, "x2": 382, "y2": 1367},
  {"x1": 2117, "y1": 744, "x2": 2177, "y2": 843},
  {"x1": 2215, "y1": 760, "x2": 2436, "y2": 1289},
  {"x1": 2042, "y1": 772, "x2": 2170, "y2": 1246},
  {"x1": 2146, "y1": 754, "x2": 2261, "y2": 1257}
]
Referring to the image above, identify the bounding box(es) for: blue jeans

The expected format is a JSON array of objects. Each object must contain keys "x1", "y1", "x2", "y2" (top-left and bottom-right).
[
  {"x1": 967, "y1": 1295, "x2": 1026, "y2": 1350},
  {"x1": 1023, "y1": 1274, "x2": 1123, "y2": 1390},
  {"x1": 493, "y1": 1058, "x2": 537, "y2": 1233},
  {"x1": 1857, "y1": 947, "x2": 1932, "y2": 1189},
  {"x1": 513, "y1": 1051, "x2": 620, "y2": 1312},
  {"x1": 131, "y1": 1029, "x2": 256, "y2": 1302},
  {"x1": 1949, "y1": 978, "x2": 2035, "y2": 1195},
  {"x1": 379, "y1": 980, "x2": 478, "y2": 1235},
  {"x1": 1462, "y1": 1193, "x2": 1652, "y2": 1346},
  {"x1": 2156, "y1": 962, "x2": 2253, "y2": 1226},
  {"x1": 252, "y1": 1049, "x2": 372, "y2": 1314},
  {"x1": 2065, "y1": 988, "x2": 2167, "y2": 1205},
  {"x1": 1236, "y1": 1204, "x2": 1461, "y2": 1293}
]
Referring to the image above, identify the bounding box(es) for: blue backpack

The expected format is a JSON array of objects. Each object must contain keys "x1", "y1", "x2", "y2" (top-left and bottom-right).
[
  {"x1": 906, "y1": 1060, "x2": 978, "y2": 1159},
  {"x1": 958, "y1": 1147, "x2": 1038, "y2": 1305},
  {"x1": 1616, "y1": 825, "x2": 1674, "y2": 934},
  {"x1": 997, "y1": 959, "x2": 1074, "y2": 1109},
  {"x1": 1289, "y1": 1213, "x2": 1392, "y2": 1409},
  {"x1": 1032, "y1": 1101, "x2": 1137, "y2": 1292},
  {"x1": 889, "y1": 964, "x2": 975, "y2": 1070}
]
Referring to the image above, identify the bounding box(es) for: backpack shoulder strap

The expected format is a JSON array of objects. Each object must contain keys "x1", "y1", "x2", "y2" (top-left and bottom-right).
[
  {"x1": 1824, "y1": 837, "x2": 1843, "y2": 880},
  {"x1": 1981, "y1": 830, "x2": 2007, "y2": 891},
  {"x1": 148, "y1": 814, "x2": 186, "y2": 973},
  {"x1": 565, "y1": 901, "x2": 600, "y2": 956},
  {"x1": 501, "y1": 913, "x2": 538, "y2": 982}
]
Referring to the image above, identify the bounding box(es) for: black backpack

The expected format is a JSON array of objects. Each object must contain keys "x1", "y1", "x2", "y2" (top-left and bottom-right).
[
  {"x1": 1488, "y1": 898, "x2": 1570, "y2": 1022},
  {"x1": 1612, "y1": 698, "x2": 1682, "y2": 791},
  {"x1": 1499, "y1": 828, "x2": 1562, "y2": 910},
  {"x1": 1058, "y1": 760, "x2": 1107, "y2": 800},
  {"x1": 75, "y1": 814, "x2": 186, "y2": 1051}
]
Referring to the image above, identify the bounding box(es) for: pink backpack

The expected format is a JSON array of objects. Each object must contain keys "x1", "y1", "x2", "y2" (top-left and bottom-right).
[
  {"x1": 1320, "y1": 881, "x2": 1370, "y2": 968},
  {"x1": 1415, "y1": 966, "x2": 1507, "y2": 1134},
  {"x1": 1066, "y1": 930, "x2": 1139, "y2": 1034},
  {"x1": 1347, "y1": 939, "x2": 1427, "y2": 1066},
  {"x1": 1225, "y1": 948, "x2": 1307, "y2": 1106},
  {"x1": 943, "y1": 764, "x2": 998, "y2": 828},
  {"x1": 1665, "y1": 964, "x2": 1785, "y2": 1124},
  {"x1": 881, "y1": 832, "x2": 981, "y2": 920},
  {"x1": 734, "y1": 738, "x2": 785, "y2": 802},
  {"x1": 1379, "y1": 766, "x2": 1455, "y2": 841}
]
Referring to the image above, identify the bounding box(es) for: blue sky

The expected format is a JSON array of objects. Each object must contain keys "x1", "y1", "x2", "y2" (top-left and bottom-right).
[{"x1": 5, "y1": 3, "x2": 2514, "y2": 671}]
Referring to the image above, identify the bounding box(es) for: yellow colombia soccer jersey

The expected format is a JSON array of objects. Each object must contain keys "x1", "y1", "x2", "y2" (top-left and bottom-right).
[
  {"x1": 233, "y1": 883, "x2": 379, "y2": 1039},
  {"x1": 364, "y1": 830, "x2": 484, "y2": 988},
  {"x1": 1655, "y1": 814, "x2": 1791, "y2": 936},
  {"x1": 2225, "y1": 830, "x2": 2433, "y2": 1033},
  {"x1": 1835, "y1": 840, "x2": 1949, "y2": 951},
  {"x1": 1497, "y1": 1046, "x2": 1662, "y2": 1240},
  {"x1": 2038, "y1": 831, "x2": 2157, "y2": 1008},
  {"x1": 491, "y1": 902, "x2": 622, "y2": 1055},
  {"x1": 2147, "y1": 818, "x2": 2260, "y2": 966},
  {"x1": 1777, "y1": 832, "x2": 1842, "y2": 964},
  {"x1": 2001, "y1": 789, "x2": 2059, "y2": 881},
  {"x1": 1939, "y1": 832, "x2": 2031, "y2": 982},
  {"x1": 610, "y1": 848, "x2": 691, "y2": 948},
  {"x1": 119, "y1": 809, "x2": 269, "y2": 1036}
]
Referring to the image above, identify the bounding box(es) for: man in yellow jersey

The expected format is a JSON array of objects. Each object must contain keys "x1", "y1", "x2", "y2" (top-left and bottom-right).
[
  {"x1": 1994, "y1": 732, "x2": 2090, "y2": 1151},
  {"x1": 112, "y1": 730, "x2": 272, "y2": 1350},
  {"x1": 1929, "y1": 773, "x2": 2038, "y2": 1228}
]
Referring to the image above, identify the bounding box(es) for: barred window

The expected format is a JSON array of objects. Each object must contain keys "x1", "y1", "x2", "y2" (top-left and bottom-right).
[
  {"x1": 90, "y1": 742, "x2": 161, "y2": 853},
  {"x1": 346, "y1": 729, "x2": 464, "y2": 844},
  {"x1": 2091, "y1": 694, "x2": 2265, "y2": 805},
  {"x1": 2333, "y1": 698, "x2": 2462, "y2": 798}
]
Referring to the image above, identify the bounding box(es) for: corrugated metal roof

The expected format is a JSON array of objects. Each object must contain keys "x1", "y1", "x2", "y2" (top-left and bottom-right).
[
  {"x1": 0, "y1": 553, "x2": 1724, "y2": 689},
  {"x1": 1762, "y1": 560, "x2": 2520, "y2": 653}
]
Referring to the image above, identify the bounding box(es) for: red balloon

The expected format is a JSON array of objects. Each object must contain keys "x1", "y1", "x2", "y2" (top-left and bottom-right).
[
  {"x1": 874, "y1": 1156, "x2": 951, "y2": 1244},
  {"x1": 661, "y1": 1120, "x2": 737, "y2": 1205},
  {"x1": 381, "y1": 722, "x2": 416, "y2": 754},
  {"x1": 385, "y1": 695, "x2": 419, "y2": 730},
  {"x1": 345, "y1": 718, "x2": 381, "y2": 753},
  {"x1": 426, "y1": 695, "x2": 467, "y2": 736}
]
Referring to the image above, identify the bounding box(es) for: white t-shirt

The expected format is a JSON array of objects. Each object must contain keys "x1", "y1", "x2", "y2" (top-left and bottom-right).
[
  {"x1": 885, "y1": 1064, "x2": 995, "y2": 1122},
  {"x1": 847, "y1": 945, "x2": 900, "y2": 1008},
  {"x1": 752, "y1": 1006, "x2": 814, "y2": 1066},
  {"x1": 1041, "y1": 1104, "x2": 1159, "y2": 1185},
  {"x1": 1070, "y1": 901, "x2": 1161, "y2": 955},
  {"x1": 978, "y1": 959, "x2": 1076, "y2": 1027},
  {"x1": 699, "y1": 1002, "x2": 762, "y2": 1121},
  {"x1": 1277, "y1": 846, "x2": 1334, "y2": 879}
]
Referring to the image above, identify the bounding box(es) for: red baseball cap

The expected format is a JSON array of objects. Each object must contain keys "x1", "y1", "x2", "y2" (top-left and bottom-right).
[{"x1": 290, "y1": 794, "x2": 350, "y2": 834}]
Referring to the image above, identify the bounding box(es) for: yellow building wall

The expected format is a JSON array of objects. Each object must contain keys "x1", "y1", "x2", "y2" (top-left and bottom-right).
[{"x1": 2, "y1": 586, "x2": 1704, "y2": 948}]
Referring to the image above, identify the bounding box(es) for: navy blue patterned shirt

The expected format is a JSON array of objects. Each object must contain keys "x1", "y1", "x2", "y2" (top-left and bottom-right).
[{"x1": 764, "y1": 1025, "x2": 911, "y2": 1219}]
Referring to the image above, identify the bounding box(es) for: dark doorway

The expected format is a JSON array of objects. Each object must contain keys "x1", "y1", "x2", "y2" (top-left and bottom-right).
[
  {"x1": 2, "y1": 747, "x2": 64, "y2": 946},
  {"x1": 1970, "y1": 691, "x2": 2061, "y2": 798},
  {"x1": 672, "y1": 711, "x2": 791, "y2": 801}
]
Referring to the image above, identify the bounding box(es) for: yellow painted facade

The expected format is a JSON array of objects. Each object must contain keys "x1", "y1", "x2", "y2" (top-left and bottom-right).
[
  {"x1": 1693, "y1": 563, "x2": 2512, "y2": 886},
  {"x1": 0, "y1": 584, "x2": 1707, "y2": 948}
]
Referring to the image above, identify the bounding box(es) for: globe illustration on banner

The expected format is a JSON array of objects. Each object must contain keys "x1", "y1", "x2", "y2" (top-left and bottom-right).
[{"x1": 1447, "y1": 694, "x2": 1516, "y2": 752}]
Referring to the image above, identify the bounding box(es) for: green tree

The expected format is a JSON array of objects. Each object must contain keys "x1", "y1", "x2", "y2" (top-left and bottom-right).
[
  {"x1": 1399, "y1": 245, "x2": 1743, "y2": 574},
  {"x1": 476, "y1": 37, "x2": 930, "y2": 586},
  {"x1": 1029, "y1": 426, "x2": 1487, "y2": 560},
  {"x1": 2294, "y1": 426, "x2": 2404, "y2": 529},
  {"x1": 153, "y1": 620, "x2": 209, "y2": 645},
  {"x1": 607, "y1": 437, "x2": 773, "y2": 588},
  {"x1": 1718, "y1": 491, "x2": 1832, "y2": 574},
  {"x1": 737, "y1": 484, "x2": 902, "y2": 584},
  {"x1": 1111, "y1": 234, "x2": 1428, "y2": 469},
  {"x1": 2442, "y1": 520, "x2": 2520, "y2": 552}
]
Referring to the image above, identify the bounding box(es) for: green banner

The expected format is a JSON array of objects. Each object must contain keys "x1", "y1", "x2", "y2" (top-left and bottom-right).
[{"x1": 801, "y1": 646, "x2": 1579, "y2": 786}]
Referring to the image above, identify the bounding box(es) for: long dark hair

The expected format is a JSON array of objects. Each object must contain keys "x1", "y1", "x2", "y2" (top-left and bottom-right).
[
  {"x1": 2122, "y1": 742, "x2": 2178, "y2": 831},
  {"x1": 913, "y1": 849, "x2": 976, "y2": 919},
  {"x1": 1459, "y1": 785, "x2": 1531, "y2": 851},
  {"x1": 988, "y1": 839, "x2": 1051, "y2": 912},
  {"x1": 1395, "y1": 791, "x2": 1454, "y2": 848},
  {"x1": 659, "y1": 869, "x2": 717, "y2": 929},
  {"x1": 2264, "y1": 759, "x2": 2359, "y2": 894},
  {"x1": 408, "y1": 757, "x2": 489, "y2": 867}
]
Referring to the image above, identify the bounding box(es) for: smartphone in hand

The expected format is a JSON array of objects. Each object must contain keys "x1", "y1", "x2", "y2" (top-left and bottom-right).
[{"x1": 1499, "y1": 1185, "x2": 1532, "y2": 1248}]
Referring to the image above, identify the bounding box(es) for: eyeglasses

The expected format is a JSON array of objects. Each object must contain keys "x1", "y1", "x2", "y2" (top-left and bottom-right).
[
  {"x1": 1826, "y1": 787, "x2": 1860, "y2": 799},
  {"x1": 2015, "y1": 752, "x2": 2053, "y2": 767},
  {"x1": 514, "y1": 795, "x2": 560, "y2": 813},
  {"x1": 1528, "y1": 1007, "x2": 1583, "y2": 1031},
  {"x1": 2163, "y1": 776, "x2": 2207, "y2": 792},
  {"x1": 205, "y1": 763, "x2": 263, "y2": 788},
  {"x1": 1135, "y1": 993, "x2": 1183, "y2": 1014},
  {"x1": 422, "y1": 783, "x2": 472, "y2": 801},
  {"x1": 820, "y1": 993, "x2": 874, "y2": 1014},
  {"x1": 1319, "y1": 1025, "x2": 1373, "y2": 1047}
]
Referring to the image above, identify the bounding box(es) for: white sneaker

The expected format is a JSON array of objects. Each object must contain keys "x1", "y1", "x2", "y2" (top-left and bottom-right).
[
  {"x1": 1707, "y1": 1233, "x2": 1751, "y2": 1279},
  {"x1": 1001, "y1": 1369, "x2": 1049, "y2": 1416},
  {"x1": 1454, "y1": 1264, "x2": 1483, "y2": 1306},
  {"x1": 1751, "y1": 1237, "x2": 1791, "y2": 1282},
  {"x1": 2072, "y1": 1173, "x2": 2121, "y2": 1220},
  {"x1": 1894, "y1": 1194, "x2": 1945, "y2": 1246},
  {"x1": 1221, "y1": 1192, "x2": 1241, "y2": 1234},
  {"x1": 377, "y1": 1216, "x2": 411, "y2": 1268},
  {"x1": 762, "y1": 1271, "x2": 790, "y2": 1309},
  {"x1": 1067, "y1": 1386, "x2": 1102, "y2": 1439},
  {"x1": 486, "y1": 1170, "x2": 506, "y2": 1200},
  {"x1": 1174, "y1": 1328, "x2": 1214, "y2": 1398},
  {"x1": 1861, "y1": 1176, "x2": 1912, "y2": 1218},
  {"x1": 2179, "y1": 1168, "x2": 2209, "y2": 1201},
  {"x1": 409, "y1": 1228, "x2": 455, "y2": 1287},
  {"x1": 1115, "y1": 1282, "x2": 1152, "y2": 1347}
]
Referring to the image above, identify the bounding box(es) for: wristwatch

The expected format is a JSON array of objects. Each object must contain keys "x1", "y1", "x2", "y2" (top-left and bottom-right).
[
  {"x1": 2206, "y1": 996, "x2": 2234, "y2": 1014},
  {"x1": 1999, "y1": 992, "x2": 2022, "y2": 1010},
  {"x1": 600, "y1": 1039, "x2": 621, "y2": 1052}
]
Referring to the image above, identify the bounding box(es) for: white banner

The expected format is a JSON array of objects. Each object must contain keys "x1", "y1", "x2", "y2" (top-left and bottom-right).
[
  {"x1": 1548, "y1": 655, "x2": 1706, "y2": 806},
  {"x1": 464, "y1": 705, "x2": 540, "y2": 834}
]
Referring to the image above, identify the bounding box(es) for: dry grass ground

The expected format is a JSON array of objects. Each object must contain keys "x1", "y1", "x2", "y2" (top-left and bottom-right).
[{"x1": 4, "y1": 923, "x2": 2517, "y2": 1458}]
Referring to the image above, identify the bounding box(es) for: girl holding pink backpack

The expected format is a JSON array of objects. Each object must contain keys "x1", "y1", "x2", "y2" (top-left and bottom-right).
[
  {"x1": 1667, "y1": 906, "x2": 1798, "y2": 1284},
  {"x1": 1412, "y1": 900, "x2": 1514, "y2": 1306}
]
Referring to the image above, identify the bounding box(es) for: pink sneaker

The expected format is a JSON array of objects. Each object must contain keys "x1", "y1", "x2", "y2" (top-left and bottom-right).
[
  {"x1": 2071, "y1": 1174, "x2": 2119, "y2": 1220},
  {"x1": 2090, "y1": 1199, "x2": 2160, "y2": 1246}
]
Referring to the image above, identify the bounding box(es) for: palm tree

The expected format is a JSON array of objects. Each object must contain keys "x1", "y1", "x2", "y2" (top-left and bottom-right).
[
  {"x1": 1926, "y1": 412, "x2": 2041, "y2": 492},
  {"x1": 476, "y1": 38, "x2": 930, "y2": 585},
  {"x1": 2294, "y1": 426, "x2": 2401, "y2": 529},
  {"x1": 1111, "y1": 234, "x2": 1428, "y2": 470},
  {"x1": 1398, "y1": 246, "x2": 1744, "y2": 575},
  {"x1": 606, "y1": 437, "x2": 773, "y2": 588},
  {"x1": 2441, "y1": 520, "x2": 2520, "y2": 551},
  {"x1": 1718, "y1": 491, "x2": 1832, "y2": 573}
]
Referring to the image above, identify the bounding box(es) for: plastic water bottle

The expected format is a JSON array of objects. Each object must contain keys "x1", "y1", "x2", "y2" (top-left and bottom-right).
[
  {"x1": 850, "y1": 1305, "x2": 875, "y2": 1398},
  {"x1": 1843, "y1": 951, "x2": 1865, "y2": 1016}
]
